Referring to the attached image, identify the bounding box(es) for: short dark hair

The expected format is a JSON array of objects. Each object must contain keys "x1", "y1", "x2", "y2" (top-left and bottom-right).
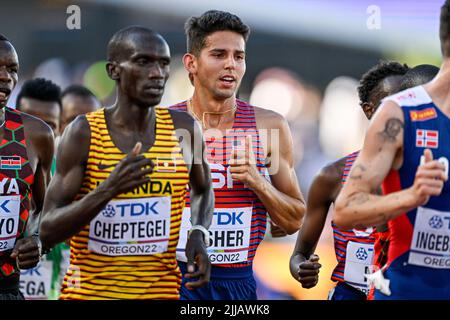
[
  {"x1": 440, "y1": 0, "x2": 450, "y2": 56},
  {"x1": 358, "y1": 61, "x2": 409, "y2": 105},
  {"x1": 399, "y1": 64, "x2": 439, "y2": 91},
  {"x1": 61, "y1": 84, "x2": 97, "y2": 100},
  {"x1": 107, "y1": 25, "x2": 157, "y2": 62},
  {"x1": 185, "y1": 10, "x2": 250, "y2": 55},
  {"x1": 16, "y1": 78, "x2": 61, "y2": 110}
]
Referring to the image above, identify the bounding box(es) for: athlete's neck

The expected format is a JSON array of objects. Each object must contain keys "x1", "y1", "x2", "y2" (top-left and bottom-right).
[
  {"x1": 191, "y1": 90, "x2": 236, "y2": 113},
  {"x1": 112, "y1": 98, "x2": 156, "y2": 133},
  {"x1": 424, "y1": 59, "x2": 450, "y2": 117},
  {"x1": 190, "y1": 90, "x2": 236, "y2": 130}
]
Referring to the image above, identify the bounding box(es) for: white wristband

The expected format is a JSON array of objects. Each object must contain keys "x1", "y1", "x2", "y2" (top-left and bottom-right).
[{"x1": 188, "y1": 225, "x2": 210, "y2": 247}]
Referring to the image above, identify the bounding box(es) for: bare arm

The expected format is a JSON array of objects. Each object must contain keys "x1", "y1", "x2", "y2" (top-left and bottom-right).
[
  {"x1": 11, "y1": 116, "x2": 54, "y2": 269},
  {"x1": 253, "y1": 111, "x2": 305, "y2": 234},
  {"x1": 188, "y1": 135, "x2": 214, "y2": 231},
  {"x1": 290, "y1": 159, "x2": 344, "y2": 287},
  {"x1": 170, "y1": 109, "x2": 214, "y2": 231},
  {"x1": 170, "y1": 109, "x2": 214, "y2": 289},
  {"x1": 40, "y1": 116, "x2": 153, "y2": 249},
  {"x1": 334, "y1": 101, "x2": 447, "y2": 229},
  {"x1": 23, "y1": 115, "x2": 54, "y2": 236}
]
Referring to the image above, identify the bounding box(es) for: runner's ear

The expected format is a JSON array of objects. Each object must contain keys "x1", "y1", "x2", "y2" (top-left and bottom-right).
[{"x1": 106, "y1": 61, "x2": 120, "y2": 81}]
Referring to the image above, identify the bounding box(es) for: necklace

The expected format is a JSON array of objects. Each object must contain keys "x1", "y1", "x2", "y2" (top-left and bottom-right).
[{"x1": 187, "y1": 98, "x2": 237, "y2": 130}]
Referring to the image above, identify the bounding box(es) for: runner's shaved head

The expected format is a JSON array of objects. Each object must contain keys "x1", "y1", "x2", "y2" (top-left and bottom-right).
[{"x1": 107, "y1": 26, "x2": 163, "y2": 62}]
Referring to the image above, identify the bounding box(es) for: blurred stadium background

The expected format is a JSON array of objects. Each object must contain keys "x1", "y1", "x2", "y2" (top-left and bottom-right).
[{"x1": 1, "y1": 0, "x2": 444, "y2": 299}]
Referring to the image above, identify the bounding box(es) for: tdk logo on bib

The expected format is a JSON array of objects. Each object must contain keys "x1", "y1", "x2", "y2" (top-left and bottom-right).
[
  {"x1": 429, "y1": 215, "x2": 445, "y2": 229},
  {"x1": 0, "y1": 199, "x2": 12, "y2": 214},
  {"x1": 102, "y1": 205, "x2": 116, "y2": 218},
  {"x1": 356, "y1": 247, "x2": 368, "y2": 261},
  {"x1": 214, "y1": 211, "x2": 244, "y2": 225},
  {"x1": 21, "y1": 264, "x2": 43, "y2": 276},
  {"x1": 100, "y1": 201, "x2": 160, "y2": 217}
]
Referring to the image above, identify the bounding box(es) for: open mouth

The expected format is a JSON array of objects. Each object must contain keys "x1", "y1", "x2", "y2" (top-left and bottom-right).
[
  {"x1": 219, "y1": 76, "x2": 236, "y2": 84},
  {"x1": 0, "y1": 87, "x2": 11, "y2": 102}
]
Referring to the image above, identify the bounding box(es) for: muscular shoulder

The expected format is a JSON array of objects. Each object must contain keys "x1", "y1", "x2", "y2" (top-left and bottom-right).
[
  {"x1": 316, "y1": 157, "x2": 346, "y2": 188},
  {"x1": 64, "y1": 114, "x2": 90, "y2": 139},
  {"x1": 308, "y1": 157, "x2": 346, "y2": 204},
  {"x1": 59, "y1": 115, "x2": 91, "y2": 151},
  {"x1": 57, "y1": 115, "x2": 91, "y2": 169},
  {"x1": 367, "y1": 99, "x2": 405, "y2": 152},
  {"x1": 252, "y1": 105, "x2": 292, "y2": 158},
  {"x1": 372, "y1": 99, "x2": 404, "y2": 124},
  {"x1": 21, "y1": 112, "x2": 54, "y2": 149},
  {"x1": 167, "y1": 108, "x2": 202, "y2": 170},
  {"x1": 253, "y1": 106, "x2": 287, "y2": 130},
  {"x1": 168, "y1": 108, "x2": 197, "y2": 134}
]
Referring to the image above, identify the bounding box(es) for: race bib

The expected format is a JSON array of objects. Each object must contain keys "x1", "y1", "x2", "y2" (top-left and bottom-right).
[
  {"x1": 20, "y1": 260, "x2": 53, "y2": 300},
  {"x1": 409, "y1": 206, "x2": 450, "y2": 269},
  {"x1": 343, "y1": 241, "x2": 374, "y2": 293},
  {"x1": 0, "y1": 195, "x2": 21, "y2": 252},
  {"x1": 177, "y1": 207, "x2": 252, "y2": 264},
  {"x1": 88, "y1": 197, "x2": 172, "y2": 256}
]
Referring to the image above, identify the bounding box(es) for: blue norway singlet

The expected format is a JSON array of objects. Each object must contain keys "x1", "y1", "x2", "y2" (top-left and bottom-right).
[{"x1": 376, "y1": 85, "x2": 450, "y2": 300}]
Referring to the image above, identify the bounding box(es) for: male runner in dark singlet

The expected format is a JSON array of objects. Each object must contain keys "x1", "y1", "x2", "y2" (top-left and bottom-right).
[{"x1": 0, "y1": 35, "x2": 54, "y2": 300}]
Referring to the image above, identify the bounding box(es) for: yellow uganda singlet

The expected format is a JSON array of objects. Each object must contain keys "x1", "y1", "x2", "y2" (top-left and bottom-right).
[{"x1": 59, "y1": 107, "x2": 189, "y2": 300}]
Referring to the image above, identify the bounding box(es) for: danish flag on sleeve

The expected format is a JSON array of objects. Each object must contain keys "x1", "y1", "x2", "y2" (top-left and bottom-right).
[{"x1": 415, "y1": 129, "x2": 438, "y2": 149}]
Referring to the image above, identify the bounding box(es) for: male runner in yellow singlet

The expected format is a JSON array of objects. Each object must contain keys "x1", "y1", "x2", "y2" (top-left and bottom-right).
[{"x1": 40, "y1": 26, "x2": 214, "y2": 300}]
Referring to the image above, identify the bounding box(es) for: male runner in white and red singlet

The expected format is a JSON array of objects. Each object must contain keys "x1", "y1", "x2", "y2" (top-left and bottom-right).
[{"x1": 170, "y1": 10, "x2": 305, "y2": 300}]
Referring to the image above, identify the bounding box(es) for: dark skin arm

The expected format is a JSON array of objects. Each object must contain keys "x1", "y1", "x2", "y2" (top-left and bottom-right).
[
  {"x1": 170, "y1": 109, "x2": 214, "y2": 289},
  {"x1": 269, "y1": 220, "x2": 288, "y2": 238},
  {"x1": 289, "y1": 158, "x2": 345, "y2": 288},
  {"x1": 39, "y1": 116, "x2": 154, "y2": 249},
  {"x1": 289, "y1": 156, "x2": 387, "y2": 288},
  {"x1": 11, "y1": 114, "x2": 54, "y2": 269}
]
